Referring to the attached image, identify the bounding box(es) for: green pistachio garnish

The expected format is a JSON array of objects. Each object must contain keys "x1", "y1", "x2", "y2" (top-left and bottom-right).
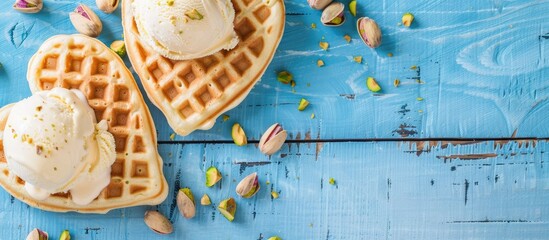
[
  {"x1": 298, "y1": 98, "x2": 310, "y2": 111},
  {"x1": 59, "y1": 230, "x2": 71, "y2": 240},
  {"x1": 218, "y1": 198, "x2": 237, "y2": 222},
  {"x1": 402, "y1": 12, "x2": 414, "y2": 27},
  {"x1": 110, "y1": 40, "x2": 126, "y2": 57},
  {"x1": 231, "y1": 123, "x2": 247, "y2": 146},
  {"x1": 185, "y1": 8, "x2": 203, "y2": 20},
  {"x1": 366, "y1": 77, "x2": 381, "y2": 92},
  {"x1": 277, "y1": 71, "x2": 293, "y2": 84}
]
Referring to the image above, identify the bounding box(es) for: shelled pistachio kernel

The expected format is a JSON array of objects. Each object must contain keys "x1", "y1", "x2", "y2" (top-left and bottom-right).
[
  {"x1": 201, "y1": 194, "x2": 212, "y2": 206},
  {"x1": 277, "y1": 71, "x2": 293, "y2": 84},
  {"x1": 329, "y1": 178, "x2": 336, "y2": 185},
  {"x1": 319, "y1": 41, "x2": 329, "y2": 50},
  {"x1": 366, "y1": 77, "x2": 381, "y2": 92},
  {"x1": 185, "y1": 8, "x2": 203, "y2": 20},
  {"x1": 271, "y1": 191, "x2": 279, "y2": 199},
  {"x1": 353, "y1": 56, "x2": 362, "y2": 63},
  {"x1": 298, "y1": 98, "x2": 310, "y2": 111},
  {"x1": 231, "y1": 123, "x2": 247, "y2": 146},
  {"x1": 344, "y1": 34, "x2": 351, "y2": 43},
  {"x1": 317, "y1": 59, "x2": 325, "y2": 67},
  {"x1": 268, "y1": 237, "x2": 283, "y2": 240},
  {"x1": 218, "y1": 198, "x2": 237, "y2": 222},
  {"x1": 110, "y1": 40, "x2": 126, "y2": 56},
  {"x1": 205, "y1": 166, "x2": 222, "y2": 187},
  {"x1": 402, "y1": 12, "x2": 414, "y2": 27},
  {"x1": 59, "y1": 230, "x2": 71, "y2": 240},
  {"x1": 393, "y1": 79, "x2": 400, "y2": 87}
]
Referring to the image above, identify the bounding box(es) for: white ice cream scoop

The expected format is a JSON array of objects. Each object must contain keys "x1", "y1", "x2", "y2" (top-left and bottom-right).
[{"x1": 132, "y1": 0, "x2": 239, "y2": 60}]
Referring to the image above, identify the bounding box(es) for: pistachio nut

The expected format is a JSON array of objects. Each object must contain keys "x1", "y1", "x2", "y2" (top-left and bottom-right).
[
  {"x1": 69, "y1": 4, "x2": 103, "y2": 37},
  {"x1": 402, "y1": 12, "x2": 414, "y2": 27},
  {"x1": 231, "y1": 123, "x2": 247, "y2": 146},
  {"x1": 26, "y1": 228, "x2": 48, "y2": 240},
  {"x1": 218, "y1": 197, "x2": 237, "y2": 222},
  {"x1": 321, "y1": 2, "x2": 345, "y2": 27},
  {"x1": 356, "y1": 17, "x2": 382, "y2": 48},
  {"x1": 110, "y1": 40, "x2": 126, "y2": 56},
  {"x1": 177, "y1": 188, "x2": 196, "y2": 219},
  {"x1": 205, "y1": 166, "x2": 222, "y2": 187},
  {"x1": 13, "y1": 0, "x2": 43, "y2": 13},
  {"x1": 96, "y1": 0, "x2": 118, "y2": 14},
  {"x1": 144, "y1": 211, "x2": 173, "y2": 235},
  {"x1": 258, "y1": 123, "x2": 287, "y2": 155},
  {"x1": 59, "y1": 230, "x2": 70, "y2": 240},
  {"x1": 268, "y1": 237, "x2": 282, "y2": 240},
  {"x1": 236, "y1": 172, "x2": 260, "y2": 198},
  {"x1": 307, "y1": 0, "x2": 333, "y2": 10},
  {"x1": 201, "y1": 194, "x2": 212, "y2": 206}
]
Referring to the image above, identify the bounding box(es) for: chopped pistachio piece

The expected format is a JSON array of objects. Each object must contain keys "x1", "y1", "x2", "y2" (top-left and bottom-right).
[
  {"x1": 277, "y1": 71, "x2": 293, "y2": 84},
  {"x1": 268, "y1": 237, "x2": 282, "y2": 240},
  {"x1": 410, "y1": 65, "x2": 417, "y2": 70},
  {"x1": 271, "y1": 191, "x2": 279, "y2": 199},
  {"x1": 110, "y1": 40, "x2": 126, "y2": 56},
  {"x1": 222, "y1": 114, "x2": 230, "y2": 122},
  {"x1": 310, "y1": 113, "x2": 315, "y2": 119},
  {"x1": 169, "y1": 133, "x2": 175, "y2": 141},
  {"x1": 416, "y1": 97, "x2": 424, "y2": 101},
  {"x1": 218, "y1": 198, "x2": 237, "y2": 222},
  {"x1": 387, "y1": 52, "x2": 394, "y2": 57},
  {"x1": 344, "y1": 34, "x2": 351, "y2": 43},
  {"x1": 329, "y1": 178, "x2": 336, "y2": 185},
  {"x1": 349, "y1": 0, "x2": 357, "y2": 16},
  {"x1": 60, "y1": 230, "x2": 71, "y2": 240},
  {"x1": 201, "y1": 194, "x2": 212, "y2": 205},
  {"x1": 167, "y1": 0, "x2": 174, "y2": 6},
  {"x1": 232, "y1": 123, "x2": 247, "y2": 146},
  {"x1": 353, "y1": 56, "x2": 362, "y2": 63},
  {"x1": 298, "y1": 98, "x2": 310, "y2": 111},
  {"x1": 311, "y1": 23, "x2": 317, "y2": 29},
  {"x1": 317, "y1": 59, "x2": 325, "y2": 67},
  {"x1": 290, "y1": 80, "x2": 296, "y2": 88},
  {"x1": 402, "y1": 12, "x2": 414, "y2": 27},
  {"x1": 393, "y1": 79, "x2": 400, "y2": 87},
  {"x1": 330, "y1": 16, "x2": 343, "y2": 25},
  {"x1": 185, "y1": 8, "x2": 203, "y2": 20},
  {"x1": 266, "y1": 180, "x2": 271, "y2": 185},
  {"x1": 366, "y1": 77, "x2": 381, "y2": 92},
  {"x1": 319, "y1": 41, "x2": 329, "y2": 50},
  {"x1": 205, "y1": 166, "x2": 222, "y2": 187}
]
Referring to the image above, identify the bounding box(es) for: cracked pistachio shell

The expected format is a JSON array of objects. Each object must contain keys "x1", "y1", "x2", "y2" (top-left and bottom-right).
[
  {"x1": 144, "y1": 211, "x2": 173, "y2": 235},
  {"x1": 321, "y1": 2, "x2": 345, "y2": 27},
  {"x1": 356, "y1": 17, "x2": 382, "y2": 48},
  {"x1": 69, "y1": 4, "x2": 103, "y2": 37},
  {"x1": 258, "y1": 123, "x2": 287, "y2": 155},
  {"x1": 96, "y1": 0, "x2": 119, "y2": 14},
  {"x1": 13, "y1": 0, "x2": 43, "y2": 13},
  {"x1": 177, "y1": 188, "x2": 196, "y2": 219},
  {"x1": 26, "y1": 228, "x2": 48, "y2": 240},
  {"x1": 307, "y1": 0, "x2": 333, "y2": 10},
  {"x1": 236, "y1": 172, "x2": 260, "y2": 198}
]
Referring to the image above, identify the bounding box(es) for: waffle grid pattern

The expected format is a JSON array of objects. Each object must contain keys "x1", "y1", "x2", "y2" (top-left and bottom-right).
[
  {"x1": 0, "y1": 35, "x2": 168, "y2": 213},
  {"x1": 124, "y1": 0, "x2": 285, "y2": 135}
]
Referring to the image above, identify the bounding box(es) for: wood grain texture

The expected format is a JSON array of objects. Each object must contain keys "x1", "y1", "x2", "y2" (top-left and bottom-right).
[
  {"x1": 0, "y1": 141, "x2": 548, "y2": 239},
  {"x1": 0, "y1": 0, "x2": 548, "y2": 239},
  {"x1": 0, "y1": 0, "x2": 547, "y2": 140}
]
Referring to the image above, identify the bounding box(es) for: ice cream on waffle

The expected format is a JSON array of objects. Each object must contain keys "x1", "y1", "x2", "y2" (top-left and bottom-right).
[
  {"x1": 0, "y1": 34, "x2": 168, "y2": 213},
  {"x1": 2, "y1": 88, "x2": 116, "y2": 206},
  {"x1": 123, "y1": 0, "x2": 285, "y2": 136}
]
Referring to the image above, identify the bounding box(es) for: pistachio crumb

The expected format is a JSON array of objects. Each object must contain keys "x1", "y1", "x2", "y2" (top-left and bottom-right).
[
  {"x1": 185, "y1": 8, "x2": 203, "y2": 20},
  {"x1": 167, "y1": 0, "x2": 174, "y2": 6},
  {"x1": 298, "y1": 98, "x2": 310, "y2": 111},
  {"x1": 353, "y1": 56, "x2": 362, "y2": 63},
  {"x1": 311, "y1": 23, "x2": 316, "y2": 29},
  {"x1": 416, "y1": 97, "x2": 424, "y2": 101},
  {"x1": 310, "y1": 113, "x2": 315, "y2": 119},
  {"x1": 388, "y1": 52, "x2": 394, "y2": 57},
  {"x1": 410, "y1": 65, "x2": 417, "y2": 70},
  {"x1": 290, "y1": 80, "x2": 296, "y2": 88},
  {"x1": 329, "y1": 178, "x2": 336, "y2": 185},
  {"x1": 266, "y1": 180, "x2": 271, "y2": 185},
  {"x1": 169, "y1": 133, "x2": 176, "y2": 141},
  {"x1": 316, "y1": 59, "x2": 324, "y2": 67},
  {"x1": 394, "y1": 79, "x2": 400, "y2": 87},
  {"x1": 222, "y1": 114, "x2": 230, "y2": 122},
  {"x1": 344, "y1": 34, "x2": 351, "y2": 43},
  {"x1": 319, "y1": 41, "x2": 329, "y2": 50},
  {"x1": 271, "y1": 191, "x2": 279, "y2": 199},
  {"x1": 277, "y1": 71, "x2": 293, "y2": 84}
]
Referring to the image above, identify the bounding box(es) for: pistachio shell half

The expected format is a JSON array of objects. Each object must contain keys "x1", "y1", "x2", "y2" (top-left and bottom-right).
[
  {"x1": 26, "y1": 228, "x2": 48, "y2": 240},
  {"x1": 69, "y1": 4, "x2": 103, "y2": 37},
  {"x1": 177, "y1": 188, "x2": 196, "y2": 219},
  {"x1": 321, "y1": 2, "x2": 345, "y2": 27},
  {"x1": 144, "y1": 211, "x2": 173, "y2": 235},
  {"x1": 13, "y1": 0, "x2": 43, "y2": 13},
  {"x1": 96, "y1": 0, "x2": 118, "y2": 14},
  {"x1": 258, "y1": 123, "x2": 287, "y2": 155},
  {"x1": 236, "y1": 172, "x2": 260, "y2": 198},
  {"x1": 307, "y1": 0, "x2": 333, "y2": 10},
  {"x1": 356, "y1": 17, "x2": 382, "y2": 48}
]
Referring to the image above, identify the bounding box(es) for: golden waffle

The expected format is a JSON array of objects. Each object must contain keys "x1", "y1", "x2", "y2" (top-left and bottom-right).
[
  {"x1": 0, "y1": 34, "x2": 168, "y2": 213},
  {"x1": 123, "y1": 0, "x2": 285, "y2": 136}
]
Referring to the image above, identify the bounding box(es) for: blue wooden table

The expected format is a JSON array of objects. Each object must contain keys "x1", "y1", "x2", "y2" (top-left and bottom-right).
[{"x1": 1, "y1": 0, "x2": 548, "y2": 239}]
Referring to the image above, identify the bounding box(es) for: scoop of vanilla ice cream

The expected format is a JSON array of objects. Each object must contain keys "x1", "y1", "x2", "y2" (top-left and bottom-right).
[
  {"x1": 3, "y1": 88, "x2": 116, "y2": 205},
  {"x1": 132, "y1": 0, "x2": 239, "y2": 60}
]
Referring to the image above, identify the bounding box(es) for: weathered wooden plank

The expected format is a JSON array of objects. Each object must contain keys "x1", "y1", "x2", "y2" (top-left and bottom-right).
[
  {"x1": 0, "y1": 140, "x2": 547, "y2": 239},
  {"x1": 0, "y1": 1, "x2": 547, "y2": 141}
]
